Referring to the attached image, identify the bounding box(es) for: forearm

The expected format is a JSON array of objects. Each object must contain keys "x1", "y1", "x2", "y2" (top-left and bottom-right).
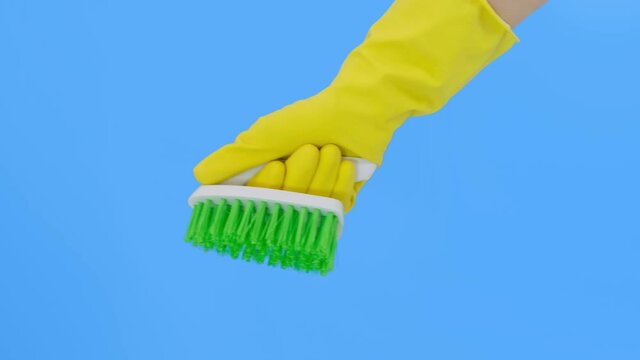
[{"x1": 487, "y1": 0, "x2": 548, "y2": 27}]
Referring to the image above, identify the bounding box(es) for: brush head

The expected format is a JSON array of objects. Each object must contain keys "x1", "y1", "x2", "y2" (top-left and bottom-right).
[{"x1": 185, "y1": 186, "x2": 344, "y2": 275}]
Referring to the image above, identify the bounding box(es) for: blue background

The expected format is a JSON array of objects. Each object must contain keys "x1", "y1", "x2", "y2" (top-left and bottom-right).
[{"x1": 1, "y1": 1, "x2": 639, "y2": 359}]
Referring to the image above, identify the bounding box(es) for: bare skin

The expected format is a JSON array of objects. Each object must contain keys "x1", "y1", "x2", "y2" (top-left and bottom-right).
[{"x1": 487, "y1": 0, "x2": 548, "y2": 27}]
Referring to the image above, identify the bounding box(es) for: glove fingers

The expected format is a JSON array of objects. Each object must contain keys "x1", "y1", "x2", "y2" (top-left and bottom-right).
[
  {"x1": 331, "y1": 160, "x2": 356, "y2": 212},
  {"x1": 308, "y1": 144, "x2": 342, "y2": 197},
  {"x1": 196, "y1": 140, "x2": 364, "y2": 213},
  {"x1": 282, "y1": 145, "x2": 320, "y2": 193},
  {"x1": 246, "y1": 161, "x2": 285, "y2": 189}
]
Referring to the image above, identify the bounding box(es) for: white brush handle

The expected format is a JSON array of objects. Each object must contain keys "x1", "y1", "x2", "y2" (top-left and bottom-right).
[
  {"x1": 220, "y1": 157, "x2": 377, "y2": 186},
  {"x1": 189, "y1": 185, "x2": 348, "y2": 236}
]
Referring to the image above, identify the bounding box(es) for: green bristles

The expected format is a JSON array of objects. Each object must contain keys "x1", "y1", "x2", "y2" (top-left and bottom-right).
[{"x1": 185, "y1": 199, "x2": 339, "y2": 275}]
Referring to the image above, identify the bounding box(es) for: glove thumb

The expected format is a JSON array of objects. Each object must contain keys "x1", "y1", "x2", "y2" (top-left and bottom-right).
[{"x1": 194, "y1": 138, "x2": 289, "y2": 185}]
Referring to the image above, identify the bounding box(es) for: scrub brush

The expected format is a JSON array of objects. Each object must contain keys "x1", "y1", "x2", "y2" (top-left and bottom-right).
[{"x1": 185, "y1": 158, "x2": 376, "y2": 275}]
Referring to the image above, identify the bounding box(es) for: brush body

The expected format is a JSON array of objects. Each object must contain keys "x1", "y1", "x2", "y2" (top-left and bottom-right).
[
  {"x1": 185, "y1": 158, "x2": 376, "y2": 275},
  {"x1": 186, "y1": 186, "x2": 344, "y2": 274}
]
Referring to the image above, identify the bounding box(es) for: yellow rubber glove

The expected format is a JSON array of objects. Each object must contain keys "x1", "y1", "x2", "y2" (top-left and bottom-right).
[
  {"x1": 246, "y1": 144, "x2": 362, "y2": 212},
  {"x1": 194, "y1": 0, "x2": 518, "y2": 209}
]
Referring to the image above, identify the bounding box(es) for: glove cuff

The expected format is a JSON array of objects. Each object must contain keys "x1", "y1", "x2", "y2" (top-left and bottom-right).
[{"x1": 328, "y1": 0, "x2": 519, "y2": 141}]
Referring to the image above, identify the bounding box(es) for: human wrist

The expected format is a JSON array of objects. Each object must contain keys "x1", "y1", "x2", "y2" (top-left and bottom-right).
[{"x1": 486, "y1": 0, "x2": 548, "y2": 28}]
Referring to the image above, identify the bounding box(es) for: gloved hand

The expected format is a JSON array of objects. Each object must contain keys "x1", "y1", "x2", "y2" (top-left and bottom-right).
[
  {"x1": 244, "y1": 144, "x2": 364, "y2": 212},
  {"x1": 194, "y1": 0, "x2": 518, "y2": 211}
]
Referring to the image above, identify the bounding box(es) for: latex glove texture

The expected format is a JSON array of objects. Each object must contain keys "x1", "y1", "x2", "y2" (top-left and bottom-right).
[
  {"x1": 194, "y1": 0, "x2": 517, "y2": 211},
  {"x1": 245, "y1": 144, "x2": 363, "y2": 212}
]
